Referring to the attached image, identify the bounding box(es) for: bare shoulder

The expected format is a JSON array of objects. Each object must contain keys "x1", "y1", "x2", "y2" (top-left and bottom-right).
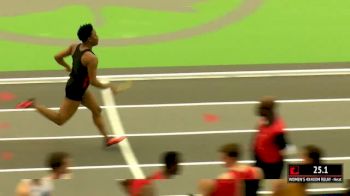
[
  {"x1": 81, "y1": 51, "x2": 98, "y2": 66},
  {"x1": 217, "y1": 172, "x2": 231, "y2": 179},
  {"x1": 55, "y1": 43, "x2": 79, "y2": 59},
  {"x1": 254, "y1": 166, "x2": 264, "y2": 179},
  {"x1": 69, "y1": 43, "x2": 78, "y2": 53}
]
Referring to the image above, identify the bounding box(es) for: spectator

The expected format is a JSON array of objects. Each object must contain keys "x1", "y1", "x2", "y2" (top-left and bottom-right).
[
  {"x1": 198, "y1": 143, "x2": 263, "y2": 196},
  {"x1": 253, "y1": 96, "x2": 288, "y2": 179},
  {"x1": 15, "y1": 152, "x2": 71, "y2": 196},
  {"x1": 273, "y1": 145, "x2": 323, "y2": 196},
  {"x1": 120, "y1": 151, "x2": 181, "y2": 196}
]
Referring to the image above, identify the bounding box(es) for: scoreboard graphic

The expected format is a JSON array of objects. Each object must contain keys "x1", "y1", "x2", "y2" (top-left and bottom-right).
[{"x1": 288, "y1": 164, "x2": 343, "y2": 183}]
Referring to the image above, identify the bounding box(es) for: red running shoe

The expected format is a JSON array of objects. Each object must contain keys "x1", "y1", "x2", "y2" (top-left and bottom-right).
[
  {"x1": 16, "y1": 98, "x2": 35, "y2": 109},
  {"x1": 106, "y1": 136, "x2": 126, "y2": 146}
]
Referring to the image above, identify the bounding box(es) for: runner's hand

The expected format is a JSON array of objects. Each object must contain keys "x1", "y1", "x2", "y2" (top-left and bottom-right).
[
  {"x1": 110, "y1": 81, "x2": 133, "y2": 95},
  {"x1": 110, "y1": 84, "x2": 119, "y2": 95}
]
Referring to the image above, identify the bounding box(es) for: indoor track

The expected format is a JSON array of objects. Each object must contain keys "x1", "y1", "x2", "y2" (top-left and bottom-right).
[{"x1": 1, "y1": 67, "x2": 350, "y2": 195}]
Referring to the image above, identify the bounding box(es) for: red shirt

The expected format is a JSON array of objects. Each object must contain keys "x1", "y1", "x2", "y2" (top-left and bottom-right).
[
  {"x1": 128, "y1": 171, "x2": 167, "y2": 196},
  {"x1": 211, "y1": 167, "x2": 258, "y2": 196},
  {"x1": 148, "y1": 171, "x2": 166, "y2": 180},
  {"x1": 254, "y1": 118, "x2": 285, "y2": 163}
]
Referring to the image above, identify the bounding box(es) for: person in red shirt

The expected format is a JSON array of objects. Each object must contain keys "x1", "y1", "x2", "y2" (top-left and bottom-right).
[
  {"x1": 198, "y1": 143, "x2": 263, "y2": 196},
  {"x1": 120, "y1": 151, "x2": 181, "y2": 196},
  {"x1": 253, "y1": 96, "x2": 288, "y2": 179}
]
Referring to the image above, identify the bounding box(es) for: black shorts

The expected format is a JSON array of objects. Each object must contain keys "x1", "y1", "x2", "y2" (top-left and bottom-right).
[
  {"x1": 65, "y1": 81, "x2": 88, "y2": 101},
  {"x1": 244, "y1": 180, "x2": 260, "y2": 196},
  {"x1": 255, "y1": 158, "x2": 284, "y2": 179}
]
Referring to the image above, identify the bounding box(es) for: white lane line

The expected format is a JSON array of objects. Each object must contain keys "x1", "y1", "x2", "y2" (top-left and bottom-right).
[
  {"x1": 306, "y1": 188, "x2": 347, "y2": 192},
  {"x1": 4, "y1": 98, "x2": 350, "y2": 113},
  {"x1": 0, "y1": 126, "x2": 350, "y2": 141},
  {"x1": 2, "y1": 68, "x2": 350, "y2": 84},
  {"x1": 126, "y1": 129, "x2": 257, "y2": 136},
  {"x1": 0, "y1": 157, "x2": 349, "y2": 173},
  {"x1": 101, "y1": 83, "x2": 145, "y2": 179},
  {"x1": 287, "y1": 126, "x2": 350, "y2": 132},
  {"x1": 257, "y1": 188, "x2": 347, "y2": 194},
  {"x1": 0, "y1": 135, "x2": 104, "y2": 141},
  {"x1": 165, "y1": 188, "x2": 348, "y2": 196}
]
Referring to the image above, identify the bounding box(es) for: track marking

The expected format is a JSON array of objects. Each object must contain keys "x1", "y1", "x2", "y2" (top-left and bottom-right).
[
  {"x1": 101, "y1": 81, "x2": 145, "y2": 179},
  {"x1": 3, "y1": 98, "x2": 350, "y2": 112},
  {"x1": 2, "y1": 68, "x2": 350, "y2": 84},
  {"x1": 1, "y1": 157, "x2": 349, "y2": 173},
  {"x1": 1, "y1": 126, "x2": 350, "y2": 141}
]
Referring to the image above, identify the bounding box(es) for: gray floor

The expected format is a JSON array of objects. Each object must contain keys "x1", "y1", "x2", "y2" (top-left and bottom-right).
[{"x1": 0, "y1": 70, "x2": 350, "y2": 195}]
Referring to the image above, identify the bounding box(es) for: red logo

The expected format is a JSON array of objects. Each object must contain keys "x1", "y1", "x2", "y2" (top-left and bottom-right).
[
  {"x1": 289, "y1": 166, "x2": 300, "y2": 175},
  {"x1": 83, "y1": 77, "x2": 90, "y2": 88}
]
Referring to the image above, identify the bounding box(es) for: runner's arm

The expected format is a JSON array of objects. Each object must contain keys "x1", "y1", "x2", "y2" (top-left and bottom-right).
[
  {"x1": 54, "y1": 44, "x2": 74, "y2": 72},
  {"x1": 84, "y1": 52, "x2": 110, "y2": 89}
]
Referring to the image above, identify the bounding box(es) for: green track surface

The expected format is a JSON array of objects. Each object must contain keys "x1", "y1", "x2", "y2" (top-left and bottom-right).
[{"x1": 0, "y1": 0, "x2": 349, "y2": 72}]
